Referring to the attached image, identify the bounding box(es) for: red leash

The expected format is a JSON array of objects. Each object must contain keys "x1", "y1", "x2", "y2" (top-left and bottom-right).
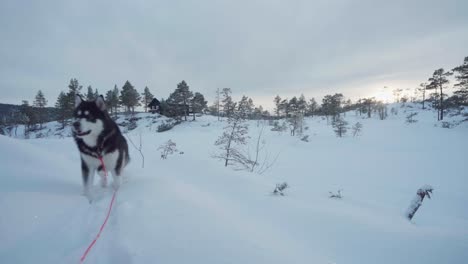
[{"x1": 79, "y1": 156, "x2": 118, "y2": 263}]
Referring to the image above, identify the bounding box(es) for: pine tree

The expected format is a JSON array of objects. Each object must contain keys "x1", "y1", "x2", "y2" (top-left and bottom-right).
[
  {"x1": 105, "y1": 89, "x2": 117, "y2": 116},
  {"x1": 332, "y1": 116, "x2": 348, "y2": 137},
  {"x1": 141, "y1": 86, "x2": 154, "y2": 112},
  {"x1": 322, "y1": 94, "x2": 343, "y2": 122},
  {"x1": 105, "y1": 85, "x2": 120, "y2": 116},
  {"x1": 33, "y1": 90, "x2": 47, "y2": 129},
  {"x1": 393, "y1": 88, "x2": 403, "y2": 103},
  {"x1": 427, "y1": 68, "x2": 452, "y2": 120},
  {"x1": 246, "y1": 98, "x2": 254, "y2": 119},
  {"x1": 20, "y1": 100, "x2": 38, "y2": 134},
  {"x1": 120, "y1": 81, "x2": 141, "y2": 114},
  {"x1": 220, "y1": 88, "x2": 235, "y2": 118},
  {"x1": 273, "y1": 95, "x2": 282, "y2": 117},
  {"x1": 86, "y1": 86, "x2": 95, "y2": 101},
  {"x1": 307, "y1": 98, "x2": 318, "y2": 116},
  {"x1": 215, "y1": 97, "x2": 250, "y2": 167},
  {"x1": 55, "y1": 92, "x2": 69, "y2": 129},
  {"x1": 94, "y1": 88, "x2": 99, "y2": 99},
  {"x1": 452, "y1": 56, "x2": 468, "y2": 106},
  {"x1": 215, "y1": 88, "x2": 221, "y2": 120},
  {"x1": 362, "y1": 97, "x2": 375, "y2": 118},
  {"x1": 297, "y1": 94, "x2": 307, "y2": 115},
  {"x1": 417, "y1": 83, "x2": 427, "y2": 109},
  {"x1": 280, "y1": 99, "x2": 289, "y2": 117},
  {"x1": 237, "y1": 96, "x2": 252, "y2": 119},
  {"x1": 167, "y1": 81, "x2": 193, "y2": 121},
  {"x1": 191, "y1": 92, "x2": 207, "y2": 120},
  {"x1": 65, "y1": 78, "x2": 83, "y2": 119},
  {"x1": 112, "y1": 85, "x2": 120, "y2": 114}
]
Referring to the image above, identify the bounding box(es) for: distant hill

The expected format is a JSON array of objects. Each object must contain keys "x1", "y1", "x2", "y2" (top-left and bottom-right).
[{"x1": 0, "y1": 103, "x2": 58, "y2": 124}]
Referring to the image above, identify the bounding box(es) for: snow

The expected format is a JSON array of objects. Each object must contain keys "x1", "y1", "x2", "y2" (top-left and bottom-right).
[{"x1": 1, "y1": 105, "x2": 468, "y2": 263}]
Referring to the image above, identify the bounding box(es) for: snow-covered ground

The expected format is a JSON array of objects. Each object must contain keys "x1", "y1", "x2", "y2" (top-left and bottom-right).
[{"x1": 1, "y1": 105, "x2": 467, "y2": 264}]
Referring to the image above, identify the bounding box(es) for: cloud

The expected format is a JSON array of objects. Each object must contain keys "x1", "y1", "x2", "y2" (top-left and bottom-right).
[{"x1": 1, "y1": 0, "x2": 467, "y2": 109}]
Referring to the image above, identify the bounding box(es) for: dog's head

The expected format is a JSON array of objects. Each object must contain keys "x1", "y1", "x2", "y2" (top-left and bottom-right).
[{"x1": 72, "y1": 95, "x2": 107, "y2": 139}]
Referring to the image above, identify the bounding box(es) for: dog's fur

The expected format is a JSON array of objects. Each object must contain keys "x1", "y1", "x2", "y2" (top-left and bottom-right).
[{"x1": 72, "y1": 95, "x2": 129, "y2": 201}]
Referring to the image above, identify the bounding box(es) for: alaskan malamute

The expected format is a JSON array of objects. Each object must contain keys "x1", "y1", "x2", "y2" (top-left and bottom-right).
[{"x1": 72, "y1": 95, "x2": 129, "y2": 201}]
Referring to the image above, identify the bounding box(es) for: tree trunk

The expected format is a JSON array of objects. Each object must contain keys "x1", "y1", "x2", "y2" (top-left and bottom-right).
[
  {"x1": 439, "y1": 84, "x2": 444, "y2": 120},
  {"x1": 422, "y1": 90, "x2": 425, "y2": 109},
  {"x1": 224, "y1": 122, "x2": 237, "y2": 166}
]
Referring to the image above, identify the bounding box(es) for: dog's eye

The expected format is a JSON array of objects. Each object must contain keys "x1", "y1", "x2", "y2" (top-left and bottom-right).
[
  {"x1": 77, "y1": 110, "x2": 82, "y2": 115},
  {"x1": 84, "y1": 111, "x2": 89, "y2": 115}
]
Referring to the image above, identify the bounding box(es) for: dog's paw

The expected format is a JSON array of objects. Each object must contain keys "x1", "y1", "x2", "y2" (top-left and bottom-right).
[
  {"x1": 82, "y1": 189, "x2": 93, "y2": 203},
  {"x1": 112, "y1": 178, "x2": 121, "y2": 190},
  {"x1": 100, "y1": 177, "x2": 108, "y2": 188}
]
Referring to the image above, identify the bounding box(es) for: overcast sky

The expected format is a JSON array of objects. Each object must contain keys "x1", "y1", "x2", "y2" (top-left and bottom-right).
[{"x1": 1, "y1": 0, "x2": 467, "y2": 109}]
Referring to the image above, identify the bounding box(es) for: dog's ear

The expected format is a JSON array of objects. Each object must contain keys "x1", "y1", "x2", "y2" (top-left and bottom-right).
[
  {"x1": 95, "y1": 95, "x2": 106, "y2": 111},
  {"x1": 75, "y1": 95, "x2": 83, "y2": 108}
]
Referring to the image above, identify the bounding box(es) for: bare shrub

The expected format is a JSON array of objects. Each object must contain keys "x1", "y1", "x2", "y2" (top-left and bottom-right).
[
  {"x1": 127, "y1": 133, "x2": 144, "y2": 168},
  {"x1": 273, "y1": 182, "x2": 289, "y2": 196},
  {"x1": 158, "y1": 140, "x2": 178, "y2": 159},
  {"x1": 329, "y1": 190, "x2": 343, "y2": 199},
  {"x1": 352, "y1": 122, "x2": 363, "y2": 137}
]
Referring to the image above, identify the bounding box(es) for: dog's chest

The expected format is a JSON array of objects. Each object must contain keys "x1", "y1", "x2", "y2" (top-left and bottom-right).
[{"x1": 81, "y1": 150, "x2": 119, "y2": 170}]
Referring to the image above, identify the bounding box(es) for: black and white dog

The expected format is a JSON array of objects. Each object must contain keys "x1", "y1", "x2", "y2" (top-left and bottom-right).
[{"x1": 72, "y1": 95, "x2": 129, "y2": 201}]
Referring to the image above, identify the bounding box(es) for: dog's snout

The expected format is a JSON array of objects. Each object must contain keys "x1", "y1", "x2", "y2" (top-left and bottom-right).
[{"x1": 73, "y1": 121, "x2": 80, "y2": 130}]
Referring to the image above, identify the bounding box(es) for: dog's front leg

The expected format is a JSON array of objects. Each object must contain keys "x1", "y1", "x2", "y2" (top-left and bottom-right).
[
  {"x1": 97, "y1": 166, "x2": 108, "y2": 188},
  {"x1": 81, "y1": 158, "x2": 95, "y2": 202}
]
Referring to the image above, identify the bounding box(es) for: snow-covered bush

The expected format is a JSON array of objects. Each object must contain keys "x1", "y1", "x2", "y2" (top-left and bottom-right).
[
  {"x1": 300, "y1": 135, "x2": 309, "y2": 142},
  {"x1": 441, "y1": 121, "x2": 455, "y2": 129},
  {"x1": 406, "y1": 185, "x2": 433, "y2": 221},
  {"x1": 405, "y1": 112, "x2": 418, "y2": 124},
  {"x1": 158, "y1": 140, "x2": 178, "y2": 159},
  {"x1": 332, "y1": 117, "x2": 348, "y2": 137},
  {"x1": 270, "y1": 121, "x2": 287, "y2": 132},
  {"x1": 157, "y1": 120, "x2": 177, "y2": 132}
]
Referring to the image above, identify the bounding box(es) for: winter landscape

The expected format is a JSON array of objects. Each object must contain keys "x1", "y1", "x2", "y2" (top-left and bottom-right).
[{"x1": 1, "y1": 1, "x2": 468, "y2": 264}]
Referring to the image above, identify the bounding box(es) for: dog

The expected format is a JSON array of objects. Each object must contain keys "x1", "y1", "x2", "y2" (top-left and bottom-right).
[{"x1": 72, "y1": 95, "x2": 129, "y2": 201}]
